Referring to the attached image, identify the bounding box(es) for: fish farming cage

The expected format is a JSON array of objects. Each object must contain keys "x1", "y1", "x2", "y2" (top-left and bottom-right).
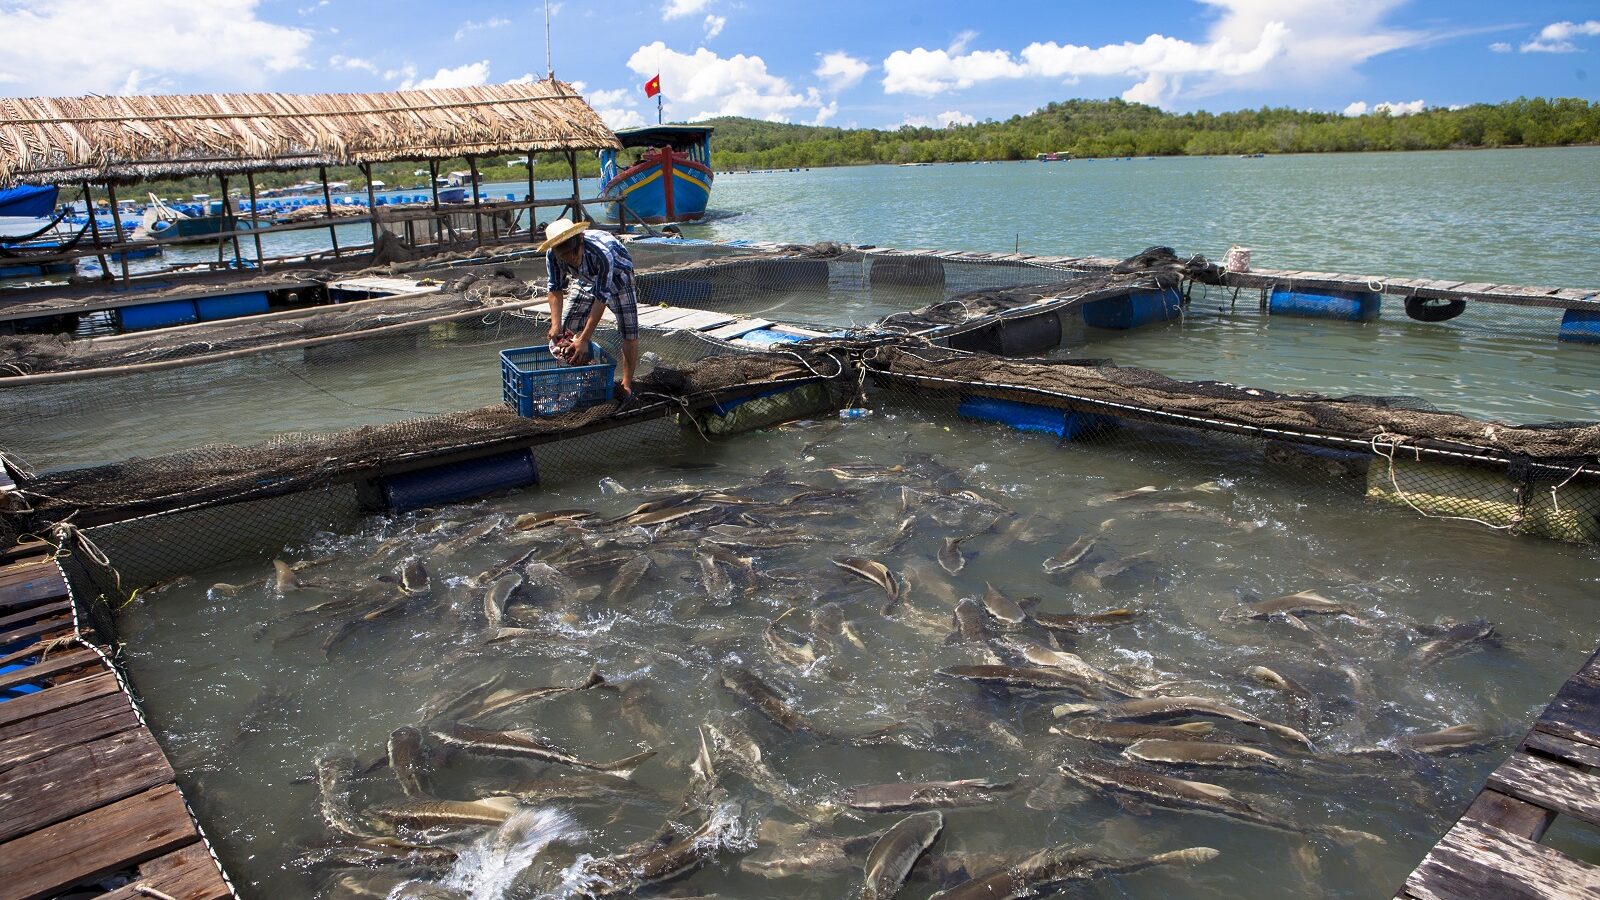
[{"x1": 5, "y1": 245, "x2": 1599, "y2": 633}]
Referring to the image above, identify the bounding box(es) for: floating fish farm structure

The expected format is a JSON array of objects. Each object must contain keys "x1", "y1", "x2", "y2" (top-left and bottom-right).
[{"x1": 2, "y1": 87, "x2": 1600, "y2": 900}]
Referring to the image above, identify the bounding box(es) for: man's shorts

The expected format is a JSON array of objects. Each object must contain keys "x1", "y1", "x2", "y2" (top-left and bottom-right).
[{"x1": 561, "y1": 271, "x2": 640, "y2": 341}]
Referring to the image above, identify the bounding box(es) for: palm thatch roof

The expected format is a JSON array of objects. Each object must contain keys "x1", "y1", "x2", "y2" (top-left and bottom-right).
[{"x1": 0, "y1": 79, "x2": 619, "y2": 187}]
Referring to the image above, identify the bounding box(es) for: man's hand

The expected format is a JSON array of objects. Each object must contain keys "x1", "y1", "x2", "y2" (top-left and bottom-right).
[{"x1": 548, "y1": 323, "x2": 563, "y2": 343}]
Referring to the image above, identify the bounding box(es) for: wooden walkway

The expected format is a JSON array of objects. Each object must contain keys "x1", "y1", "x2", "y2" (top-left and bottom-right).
[
  {"x1": 0, "y1": 539, "x2": 233, "y2": 900},
  {"x1": 1398, "y1": 644, "x2": 1600, "y2": 899}
]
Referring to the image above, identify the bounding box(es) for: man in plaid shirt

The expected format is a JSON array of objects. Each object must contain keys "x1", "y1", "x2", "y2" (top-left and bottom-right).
[{"x1": 540, "y1": 218, "x2": 641, "y2": 399}]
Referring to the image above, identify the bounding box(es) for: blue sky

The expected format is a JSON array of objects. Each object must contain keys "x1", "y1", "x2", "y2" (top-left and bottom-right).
[{"x1": 1, "y1": 1, "x2": 1597, "y2": 128}]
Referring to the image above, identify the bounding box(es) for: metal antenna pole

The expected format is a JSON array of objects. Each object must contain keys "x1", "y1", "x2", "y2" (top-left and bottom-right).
[{"x1": 544, "y1": 0, "x2": 553, "y2": 79}]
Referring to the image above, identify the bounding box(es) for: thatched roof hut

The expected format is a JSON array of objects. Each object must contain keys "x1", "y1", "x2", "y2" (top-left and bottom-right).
[{"x1": 0, "y1": 80, "x2": 619, "y2": 187}]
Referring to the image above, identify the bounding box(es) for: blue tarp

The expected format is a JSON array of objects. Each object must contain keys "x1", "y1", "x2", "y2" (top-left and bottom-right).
[{"x1": 0, "y1": 185, "x2": 59, "y2": 219}]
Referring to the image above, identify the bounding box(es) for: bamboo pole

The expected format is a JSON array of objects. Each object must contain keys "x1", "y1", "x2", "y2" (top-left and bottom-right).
[
  {"x1": 219, "y1": 175, "x2": 244, "y2": 268},
  {"x1": 526, "y1": 150, "x2": 538, "y2": 242},
  {"x1": 319, "y1": 166, "x2": 342, "y2": 258},
  {"x1": 361, "y1": 163, "x2": 379, "y2": 248},
  {"x1": 467, "y1": 155, "x2": 484, "y2": 248},
  {"x1": 566, "y1": 150, "x2": 583, "y2": 221},
  {"x1": 80, "y1": 183, "x2": 112, "y2": 280},
  {"x1": 103, "y1": 182, "x2": 131, "y2": 286},
  {"x1": 429, "y1": 160, "x2": 444, "y2": 246},
  {"x1": 245, "y1": 172, "x2": 266, "y2": 271}
]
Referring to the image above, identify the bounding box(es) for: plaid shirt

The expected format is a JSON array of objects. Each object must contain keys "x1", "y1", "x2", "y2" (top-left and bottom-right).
[{"x1": 546, "y1": 229, "x2": 635, "y2": 306}]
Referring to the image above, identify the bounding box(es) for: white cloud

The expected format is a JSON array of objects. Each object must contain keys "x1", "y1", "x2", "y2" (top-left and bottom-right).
[
  {"x1": 296, "y1": 0, "x2": 328, "y2": 14},
  {"x1": 598, "y1": 107, "x2": 646, "y2": 129},
  {"x1": 1521, "y1": 20, "x2": 1600, "y2": 53},
  {"x1": 1343, "y1": 98, "x2": 1425, "y2": 116},
  {"x1": 901, "y1": 109, "x2": 977, "y2": 128},
  {"x1": 812, "y1": 101, "x2": 838, "y2": 125},
  {"x1": 0, "y1": 0, "x2": 311, "y2": 95},
  {"x1": 1489, "y1": 41, "x2": 1512, "y2": 52},
  {"x1": 949, "y1": 29, "x2": 979, "y2": 54},
  {"x1": 815, "y1": 51, "x2": 869, "y2": 91},
  {"x1": 385, "y1": 63, "x2": 416, "y2": 83},
  {"x1": 662, "y1": 0, "x2": 710, "y2": 20},
  {"x1": 329, "y1": 54, "x2": 378, "y2": 74},
  {"x1": 625, "y1": 41, "x2": 827, "y2": 121},
  {"x1": 704, "y1": 15, "x2": 725, "y2": 39},
  {"x1": 401, "y1": 60, "x2": 491, "y2": 90},
  {"x1": 454, "y1": 16, "x2": 510, "y2": 42},
  {"x1": 588, "y1": 88, "x2": 631, "y2": 107}
]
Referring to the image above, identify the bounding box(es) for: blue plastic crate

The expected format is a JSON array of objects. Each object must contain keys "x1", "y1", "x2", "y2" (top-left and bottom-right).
[{"x1": 501, "y1": 342, "x2": 616, "y2": 417}]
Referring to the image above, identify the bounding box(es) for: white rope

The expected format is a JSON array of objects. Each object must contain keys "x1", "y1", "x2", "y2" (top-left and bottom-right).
[{"x1": 1369, "y1": 432, "x2": 1516, "y2": 531}]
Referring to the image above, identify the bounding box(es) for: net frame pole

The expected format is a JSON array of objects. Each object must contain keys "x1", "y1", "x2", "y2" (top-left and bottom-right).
[
  {"x1": 360, "y1": 163, "x2": 379, "y2": 248},
  {"x1": 244, "y1": 172, "x2": 265, "y2": 271},
  {"x1": 103, "y1": 181, "x2": 131, "y2": 286},
  {"x1": 80, "y1": 182, "x2": 112, "y2": 280},
  {"x1": 319, "y1": 167, "x2": 341, "y2": 259},
  {"x1": 429, "y1": 160, "x2": 444, "y2": 247},
  {"x1": 467, "y1": 155, "x2": 484, "y2": 248},
  {"x1": 526, "y1": 150, "x2": 538, "y2": 243},
  {"x1": 566, "y1": 150, "x2": 583, "y2": 222},
  {"x1": 218, "y1": 175, "x2": 243, "y2": 269}
]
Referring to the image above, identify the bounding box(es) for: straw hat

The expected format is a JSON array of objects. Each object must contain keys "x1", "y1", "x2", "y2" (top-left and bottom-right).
[{"x1": 538, "y1": 218, "x2": 589, "y2": 252}]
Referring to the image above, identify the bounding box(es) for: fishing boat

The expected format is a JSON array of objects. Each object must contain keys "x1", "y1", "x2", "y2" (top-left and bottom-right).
[
  {"x1": 600, "y1": 125, "x2": 714, "y2": 224},
  {"x1": 146, "y1": 194, "x2": 236, "y2": 243}
]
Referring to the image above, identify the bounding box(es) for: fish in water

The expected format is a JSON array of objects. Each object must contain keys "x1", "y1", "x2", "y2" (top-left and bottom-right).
[
  {"x1": 272, "y1": 559, "x2": 299, "y2": 594},
  {"x1": 1032, "y1": 609, "x2": 1138, "y2": 634},
  {"x1": 1087, "y1": 485, "x2": 1160, "y2": 507},
  {"x1": 1058, "y1": 757, "x2": 1381, "y2": 845},
  {"x1": 511, "y1": 508, "x2": 593, "y2": 530},
  {"x1": 317, "y1": 754, "x2": 377, "y2": 839},
  {"x1": 928, "y1": 845, "x2": 1219, "y2": 900},
  {"x1": 1053, "y1": 696, "x2": 1313, "y2": 747},
  {"x1": 719, "y1": 665, "x2": 814, "y2": 734},
  {"x1": 1123, "y1": 738, "x2": 1287, "y2": 770},
  {"x1": 812, "y1": 602, "x2": 866, "y2": 651},
  {"x1": 706, "y1": 721, "x2": 842, "y2": 823},
  {"x1": 1042, "y1": 535, "x2": 1096, "y2": 574},
  {"x1": 431, "y1": 722, "x2": 655, "y2": 773},
  {"x1": 428, "y1": 667, "x2": 607, "y2": 722},
  {"x1": 368, "y1": 796, "x2": 522, "y2": 829},
  {"x1": 862, "y1": 811, "x2": 943, "y2": 900},
  {"x1": 399, "y1": 558, "x2": 429, "y2": 595},
  {"x1": 482, "y1": 771, "x2": 672, "y2": 809},
  {"x1": 1245, "y1": 665, "x2": 1315, "y2": 729},
  {"x1": 944, "y1": 598, "x2": 991, "y2": 646},
  {"x1": 834, "y1": 557, "x2": 900, "y2": 607},
  {"x1": 845, "y1": 779, "x2": 1015, "y2": 813},
  {"x1": 979, "y1": 583, "x2": 1027, "y2": 627},
  {"x1": 1052, "y1": 719, "x2": 1221, "y2": 747},
  {"x1": 628, "y1": 504, "x2": 712, "y2": 528},
  {"x1": 572, "y1": 803, "x2": 746, "y2": 898},
  {"x1": 938, "y1": 665, "x2": 1126, "y2": 700},
  {"x1": 388, "y1": 726, "x2": 431, "y2": 798},
  {"x1": 1346, "y1": 724, "x2": 1498, "y2": 758},
  {"x1": 1223, "y1": 590, "x2": 1366, "y2": 628},
  {"x1": 938, "y1": 537, "x2": 967, "y2": 575},
  {"x1": 765, "y1": 610, "x2": 819, "y2": 670},
  {"x1": 871, "y1": 516, "x2": 917, "y2": 555},
  {"x1": 1006, "y1": 641, "x2": 1150, "y2": 698},
  {"x1": 1411, "y1": 618, "x2": 1497, "y2": 667},
  {"x1": 695, "y1": 551, "x2": 734, "y2": 603},
  {"x1": 482, "y1": 573, "x2": 522, "y2": 628}
]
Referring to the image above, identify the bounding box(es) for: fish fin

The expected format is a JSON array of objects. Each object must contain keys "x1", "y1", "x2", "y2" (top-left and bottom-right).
[
  {"x1": 1052, "y1": 703, "x2": 1096, "y2": 717},
  {"x1": 598, "y1": 748, "x2": 659, "y2": 774},
  {"x1": 1174, "y1": 722, "x2": 1216, "y2": 736},
  {"x1": 1181, "y1": 780, "x2": 1236, "y2": 801}
]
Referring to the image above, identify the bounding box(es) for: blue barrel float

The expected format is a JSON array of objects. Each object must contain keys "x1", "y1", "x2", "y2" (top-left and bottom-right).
[
  {"x1": 1559, "y1": 308, "x2": 1600, "y2": 344},
  {"x1": 1081, "y1": 286, "x2": 1183, "y2": 330},
  {"x1": 1269, "y1": 286, "x2": 1381, "y2": 322},
  {"x1": 958, "y1": 395, "x2": 1115, "y2": 440},
  {"x1": 380, "y1": 449, "x2": 539, "y2": 512}
]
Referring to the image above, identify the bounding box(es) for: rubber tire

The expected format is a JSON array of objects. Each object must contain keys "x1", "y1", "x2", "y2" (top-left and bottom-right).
[{"x1": 1405, "y1": 295, "x2": 1466, "y2": 323}]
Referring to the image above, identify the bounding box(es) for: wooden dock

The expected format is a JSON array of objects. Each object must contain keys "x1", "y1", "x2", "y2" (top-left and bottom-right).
[
  {"x1": 0, "y1": 524, "x2": 233, "y2": 900},
  {"x1": 1398, "y1": 644, "x2": 1600, "y2": 899}
]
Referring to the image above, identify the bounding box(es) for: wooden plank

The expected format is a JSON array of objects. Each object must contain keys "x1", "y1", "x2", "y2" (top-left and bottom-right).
[
  {"x1": 1524, "y1": 730, "x2": 1600, "y2": 768},
  {"x1": 98, "y1": 844, "x2": 232, "y2": 900},
  {"x1": 0, "y1": 784, "x2": 199, "y2": 900},
  {"x1": 1552, "y1": 288, "x2": 1597, "y2": 302},
  {"x1": 1485, "y1": 751, "x2": 1600, "y2": 829},
  {"x1": 0, "y1": 601, "x2": 72, "y2": 636},
  {"x1": 705, "y1": 318, "x2": 771, "y2": 341},
  {"x1": 1405, "y1": 818, "x2": 1600, "y2": 900},
  {"x1": 0, "y1": 558, "x2": 50, "y2": 583},
  {"x1": 0, "y1": 648, "x2": 100, "y2": 693},
  {"x1": 0, "y1": 615, "x2": 71, "y2": 650},
  {"x1": 1462, "y1": 788, "x2": 1556, "y2": 841},
  {"x1": 670, "y1": 310, "x2": 736, "y2": 331},
  {"x1": 0, "y1": 671, "x2": 119, "y2": 730},
  {"x1": 0, "y1": 577, "x2": 66, "y2": 611},
  {"x1": 1534, "y1": 667, "x2": 1600, "y2": 748},
  {"x1": 0, "y1": 725, "x2": 172, "y2": 843},
  {"x1": 0, "y1": 563, "x2": 58, "y2": 592},
  {"x1": 0, "y1": 691, "x2": 140, "y2": 773}
]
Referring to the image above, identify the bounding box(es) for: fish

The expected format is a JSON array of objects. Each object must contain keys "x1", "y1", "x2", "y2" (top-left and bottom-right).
[
  {"x1": 1245, "y1": 665, "x2": 1314, "y2": 728},
  {"x1": 1058, "y1": 757, "x2": 1380, "y2": 844},
  {"x1": 388, "y1": 726, "x2": 431, "y2": 798},
  {"x1": 834, "y1": 557, "x2": 900, "y2": 606},
  {"x1": 719, "y1": 666, "x2": 813, "y2": 733},
  {"x1": 985, "y1": 512, "x2": 1035, "y2": 556},
  {"x1": 1088, "y1": 485, "x2": 1160, "y2": 507},
  {"x1": 1346, "y1": 724, "x2": 1498, "y2": 759},
  {"x1": 210, "y1": 582, "x2": 243, "y2": 597},
  {"x1": 431, "y1": 722, "x2": 655, "y2": 773},
  {"x1": 765, "y1": 610, "x2": 819, "y2": 670},
  {"x1": 813, "y1": 602, "x2": 867, "y2": 651},
  {"x1": 929, "y1": 845, "x2": 1219, "y2": 900},
  {"x1": 694, "y1": 551, "x2": 733, "y2": 603},
  {"x1": 482, "y1": 573, "x2": 522, "y2": 628},
  {"x1": 628, "y1": 504, "x2": 712, "y2": 528},
  {"x1": 1032, "y1": 609, "x2": 1138, "y2": 634},
  {"x1": 616, "y1": 491, "x2": 708, "y2": 522},
  {"x1": 399, "y1": 557, "x2": 429, "y2": 595},
  {"x1": 316, "y1": 754, "x2": 377, "y2": 839},
  {"x1": 368, "y1": 796, "x2": 522, "y2": 829},
  {"x1": 706, "y1": 721, "x2": 842, "y2": 822},
  {"x1": 482, "y1": 771, "x2": 672, "y2": 808},
  {"x1": 871, "y1": 516, "x2": 917, "y2": 555},
  {"x1": 825, "y1": 463, "x2": 905, "y2": 481},
  {"x1": 1123, "y1": 738, "x2": 1286, "y2": 770},
  {"x1": 511, "y1": 508, "x2": 593, "y2": 530},
  {"x1": 605, "y1": 555, "x2": 652, "y2": 603},
  {"x1": 1042, "y1": 535, "x2": 1096, "y2": 574},
  {"x1": 1223, "y1": 590, "x2": 1366, "y2": 628},
  {"x1": 944, "y1": 598, "x2": 991, "y2": 645},
  {"x1": 978, "y1": 583, "x2": 1027, "y2": 627},
  {"x1": 862, "y1": 811, "x2": 943, "y2": 900},
  {"x1": 1053, "y1": 696, "x2": 1314, "y2": 747},
  {"x1": 1008, "y1": 641, "x2": 1148, "y2": 698},
  {"x1": 1412, "y1": 618, "x2": 1497, "y2": 666},
  {"x1": 572, "y1": 802, "x2": 744, "y2": 898},
  {"x1": 938, "y1": 665, "x2": 1123, "y2": 699},
  {"x1": 271, "y1": 559, "x2": 299, "y2": 594},
  {"x1": 742, "y1": 828, "x2": 890, "y2": 879},
  {"x1": 938, "y1": 537, "x2": 967, "y2": 575},
  {"x1": 1052, "y1": 719, "x2": 1220, "y2": 747},
  {"x1": 844, "y1": 779, "x2": 1015, "y2": 813},
  {"x1": 427, "y1": 666, "x2": 607, "y2": 722},
  {"x1": 321, "y1": 597, "x2": 407, "y2": 655}
]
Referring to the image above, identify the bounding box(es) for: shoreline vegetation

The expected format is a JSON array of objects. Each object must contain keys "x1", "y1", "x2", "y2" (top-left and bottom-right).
[{"x1": 140, "y1": 96, "x2": 1597, "y2": 197}]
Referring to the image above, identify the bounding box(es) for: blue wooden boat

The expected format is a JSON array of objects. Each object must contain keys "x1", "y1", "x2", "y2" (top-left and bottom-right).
[
  {"x1": 600, "y1": 125, "x2": 714, "y2": 224},
  {"x1": 0, "y1": 185, "x2": 58, "y2": 219}
]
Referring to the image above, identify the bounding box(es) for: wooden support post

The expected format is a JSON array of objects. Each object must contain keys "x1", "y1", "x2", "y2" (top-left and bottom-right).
[
  {"x1": 429, "y1": 160, "x2": 444, "y2": 246},
  {"x1": 526, "y1": 150, "x2": 538, "y2": 242},
  {"x1": 319, "y1": 167, "x2": 341, "y2": 259},
  {"x1": 566, "y1": 150, "x2": 584, "y2": 222},
  {"x1": 80, "y1": 183, "x2": 112, "y2": 281},
  {"x1": 361, "y1": 164, "x2": 379, "y2": 248},
  {"x1": 103, "y1": 182, "x2": 130, "y2": 286},
  {"x1": 245, "y1": 172, "x2": 265, "y2": 271},
  {"x1": 219, "y1": 175, "x2": 243, "y2": 269},
  {"x1": 467, "y1": 155, "x2": 484, "y2": 248}
]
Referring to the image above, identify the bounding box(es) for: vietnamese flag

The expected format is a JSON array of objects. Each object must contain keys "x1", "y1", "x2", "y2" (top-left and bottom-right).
[{"x1": 644, "y1": 74, "x2": 661, "y2": 98}]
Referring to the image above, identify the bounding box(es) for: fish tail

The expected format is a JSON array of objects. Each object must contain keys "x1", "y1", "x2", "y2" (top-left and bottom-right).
[
  {"x1": 596, "y1": 748, "x2": 658, "y2": 773},
  {"x1": 581, "y1": 664, "x2": 607, "y2": 690}
]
